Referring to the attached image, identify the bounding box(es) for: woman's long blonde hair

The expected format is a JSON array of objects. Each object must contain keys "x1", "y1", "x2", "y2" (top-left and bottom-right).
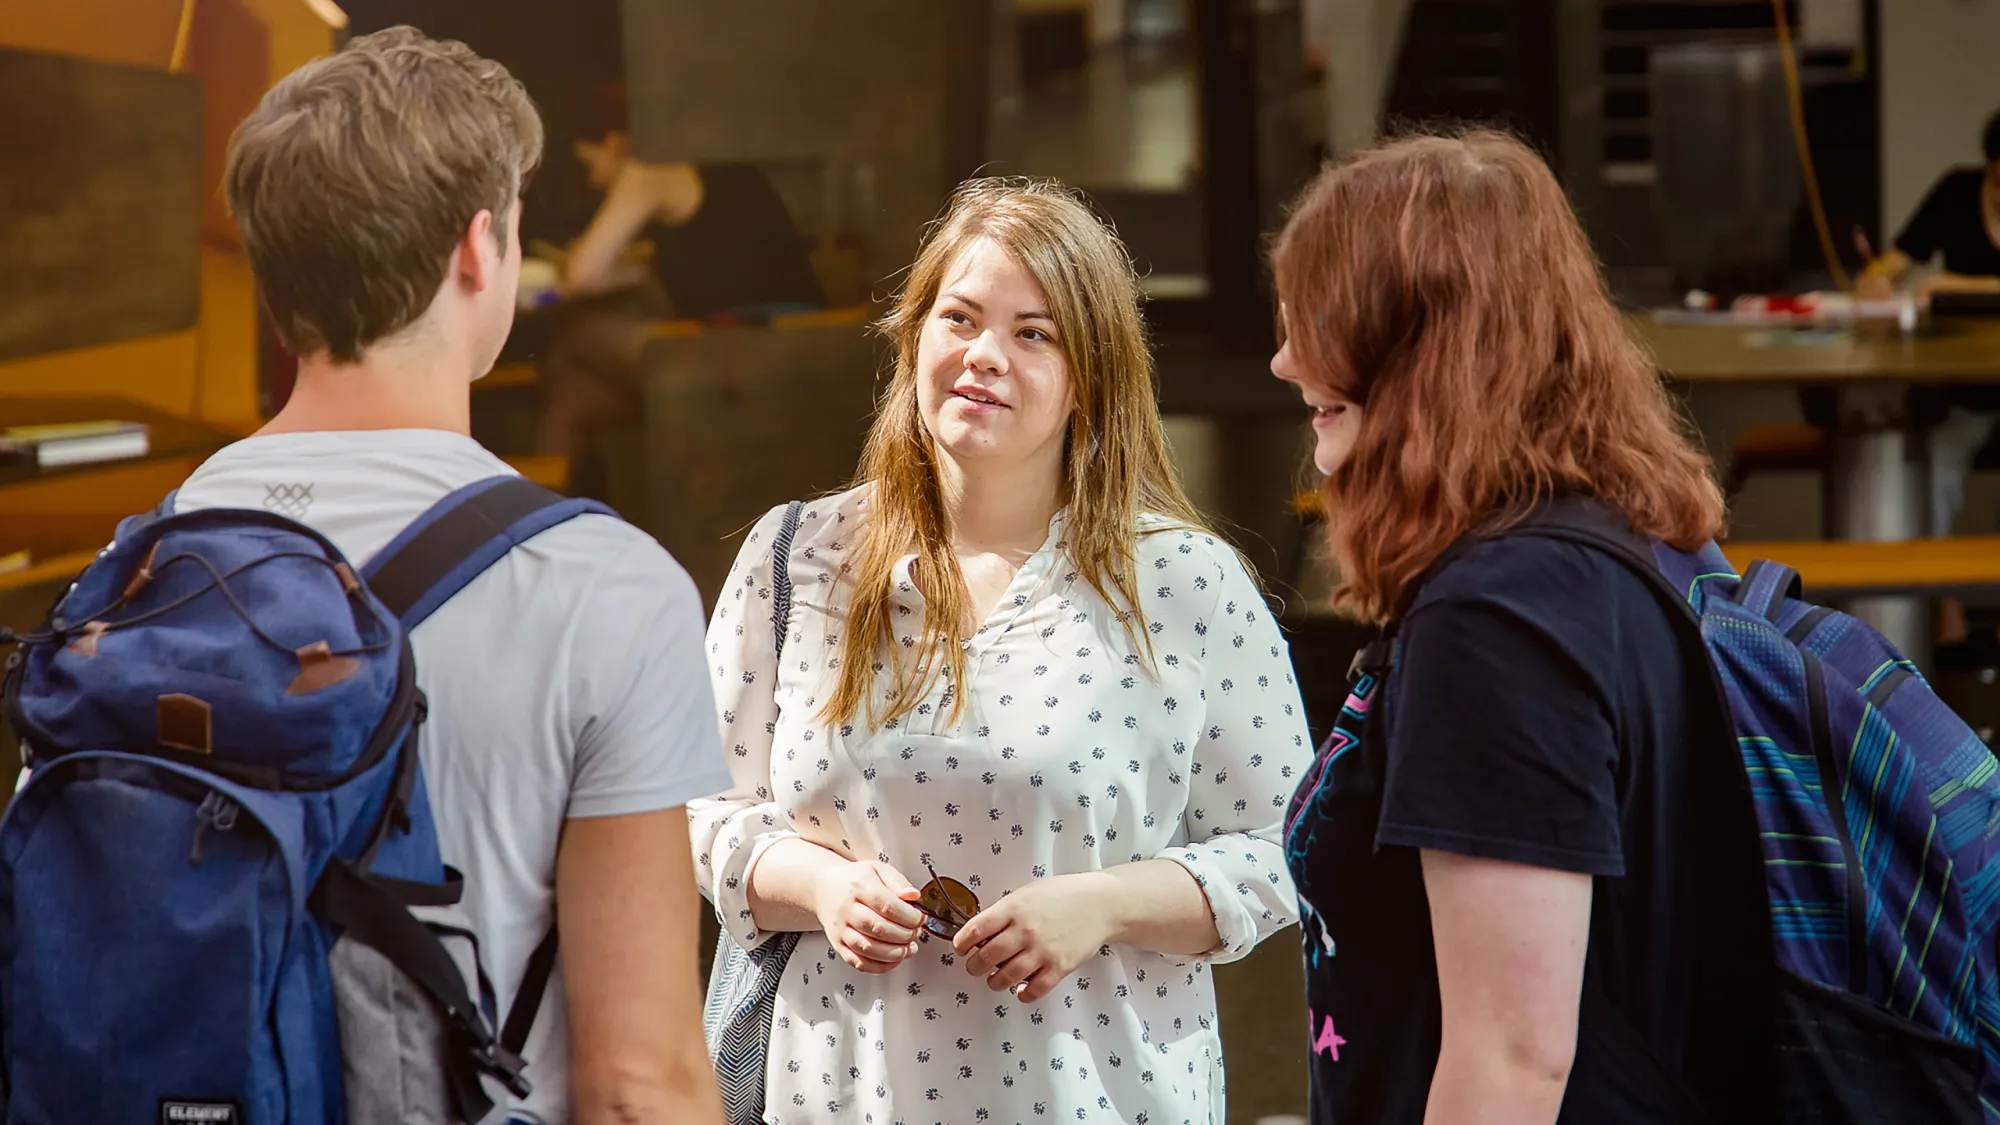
[{"x1": 824, "y1": 177, "x2": 1211, "y2": 731}]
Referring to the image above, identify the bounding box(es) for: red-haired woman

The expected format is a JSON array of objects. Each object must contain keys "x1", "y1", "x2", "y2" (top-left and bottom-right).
[{"x1": 1273, "y1": 131, "x2": 1775, "y2": 1125}]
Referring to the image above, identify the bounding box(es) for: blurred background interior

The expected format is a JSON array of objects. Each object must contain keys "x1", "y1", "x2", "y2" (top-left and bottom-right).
[{"x1": 6, "y1": 1, "x2": 2000, "y2": 1120}]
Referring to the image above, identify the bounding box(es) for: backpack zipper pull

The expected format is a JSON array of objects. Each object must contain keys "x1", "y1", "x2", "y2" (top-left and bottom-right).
[{"x1": 189, "y1": 792, "x2": 241, "y2": 866}]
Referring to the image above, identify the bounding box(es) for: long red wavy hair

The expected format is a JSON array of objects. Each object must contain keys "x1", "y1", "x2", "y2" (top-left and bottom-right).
[{"x1": 1271, "y1": 130, "x2": 1724, "y2": 625}]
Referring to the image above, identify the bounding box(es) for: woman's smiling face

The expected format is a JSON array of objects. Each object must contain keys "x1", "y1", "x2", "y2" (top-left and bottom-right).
[
  {"x1": 915, "y1": 237, "x2": 1076, "y2": 475},
  {"x1": 1271, "y1": 303, "x2": 1363, "y2": 475}
]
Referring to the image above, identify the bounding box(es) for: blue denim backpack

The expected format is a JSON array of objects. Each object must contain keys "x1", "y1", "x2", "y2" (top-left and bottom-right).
[{"x1": 0, "y1": 476, "x2": 610, "y2": 1124}]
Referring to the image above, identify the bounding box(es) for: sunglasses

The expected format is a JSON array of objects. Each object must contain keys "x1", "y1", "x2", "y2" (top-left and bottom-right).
[{"x1": 917, "y1": 863, "x2": 979, "y2": 941}]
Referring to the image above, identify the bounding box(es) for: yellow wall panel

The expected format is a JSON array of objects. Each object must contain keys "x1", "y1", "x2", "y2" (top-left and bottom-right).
[
  {"x1": 0, "y1": 0, "x2": 183, "y2": 67},
  {"x1": 0, "y1": 334, "x2": 199, "y2": 415},
  {"x1": 1, "y1": 0, "x2": 198, "y2": 415},
  {"x1": 0, "y1": 458, "x2": 204, "y2": 516},
  {"x1": 197, "y1": 248, "x2": 262, "y2": 431},
  {"x1": 192, "y1": 0, "x2": 271, "y2": 246},
  {"x1": 0, "y1": 1, "x2": 339, "y2": 431},
  {"x1": 242, "y1": 0, "x2": 345, "y2": 81}
]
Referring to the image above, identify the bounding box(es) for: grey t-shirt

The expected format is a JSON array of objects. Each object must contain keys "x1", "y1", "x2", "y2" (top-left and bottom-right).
[{"x1": 174, "y1": 428, "x2": 729, "y2": 1122}]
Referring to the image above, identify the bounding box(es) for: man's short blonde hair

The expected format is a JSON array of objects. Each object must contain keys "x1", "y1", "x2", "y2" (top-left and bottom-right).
[{"x1": 225, "y1": 26, "x2": 544, "y2": 362}]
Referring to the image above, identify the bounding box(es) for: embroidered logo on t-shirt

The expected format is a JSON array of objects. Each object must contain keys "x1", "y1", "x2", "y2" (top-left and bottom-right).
[
  {"x1": 263, "y1": 482, "x2": 315, "y2": 519},
  {"x1": 160, "y1": 1100, "x2": 240, "y2": 1125}
]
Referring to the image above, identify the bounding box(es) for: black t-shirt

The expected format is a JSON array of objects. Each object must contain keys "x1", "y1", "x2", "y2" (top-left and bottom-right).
[
  {"x1": 1283, "y1": 530, "x2": 1775, "y2": 1124},
  {"x1": 648, "y1": 163, "x2": 827, "y2": 319},
  {"x1": 1895, "y1": 168, "x2": 2000, "y2": 278}
]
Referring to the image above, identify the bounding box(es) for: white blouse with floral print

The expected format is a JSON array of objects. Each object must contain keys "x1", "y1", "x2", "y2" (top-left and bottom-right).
[{"x1": 690, "y1": 486, "x2": 1313, "y2": 1125}]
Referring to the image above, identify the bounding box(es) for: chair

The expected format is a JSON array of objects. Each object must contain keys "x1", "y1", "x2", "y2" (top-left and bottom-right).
[{"x1": 1722, "y1": 421, "x2": 1831, "y2": 499}]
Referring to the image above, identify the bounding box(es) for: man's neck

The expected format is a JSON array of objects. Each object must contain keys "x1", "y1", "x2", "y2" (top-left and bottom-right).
[
  {"x1": 940, "y1": 450, "x2": 1065, "y2": 556},
  {"x1": 260, "y1": 338, "x2": 474, "y2": 438}
]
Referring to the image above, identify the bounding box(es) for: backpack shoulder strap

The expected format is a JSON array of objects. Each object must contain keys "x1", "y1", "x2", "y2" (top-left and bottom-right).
[
  {"x1": 363, "y1": 476, "x2": 616, "y2": 629},
  {"x1": 1440, "y1": 498, "x2": 1707, "y2": 631},
  {"x1": 1394, "y1": 497, "x2": 1698, "y2": 622},
  {"x1": 357, "y1": 474, "x2": 612, "y2": 1066},
  {"x1": 771, "y1": 500, "x2": 805, "y2": 662}
]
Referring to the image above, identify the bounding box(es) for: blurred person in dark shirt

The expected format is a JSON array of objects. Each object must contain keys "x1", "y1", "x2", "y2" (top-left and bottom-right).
[
  {"x1": 1859, "y1": 109, "x2": 2000, "y2": 304},
  {"x1": 1855, "y1": 109, "x2": 2000, "y2": 647},
  {"x1": 535, "y1": 84, "x2": 825, "y2": 459}
]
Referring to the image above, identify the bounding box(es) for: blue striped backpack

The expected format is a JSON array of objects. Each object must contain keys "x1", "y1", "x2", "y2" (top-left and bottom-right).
[
  {"x1": 1487, "y1": 501, "x2": 2000, "y2": 1123},
  {"x1": 0, "y1": 476, "x2": 607, "y2": 1124}
]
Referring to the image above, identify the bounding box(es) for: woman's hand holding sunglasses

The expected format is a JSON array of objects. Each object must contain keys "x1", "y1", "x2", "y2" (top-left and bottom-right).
[
  {"x1": 810, "y1": 860, "x2": 929, "y2": 974},
  {"x1": 951, "y1": 873, "x2": 1117, "y2": 1004}
]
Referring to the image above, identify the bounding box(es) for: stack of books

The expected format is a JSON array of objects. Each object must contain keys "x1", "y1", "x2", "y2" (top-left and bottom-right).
[{"x1": 0, "y1": 420, "x2": 150, "y2": 469}]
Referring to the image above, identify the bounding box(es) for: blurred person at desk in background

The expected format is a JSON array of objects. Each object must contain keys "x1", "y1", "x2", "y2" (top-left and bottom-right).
[
  {"x1": 1850, "y1": 108, "x2": 2000, "y2": 649},
  {"x1": 533, "y1": 82, "x2": 826, "y2": 460},
  {"x1": 1857, "y1": 108, "x2": 2000, "y2": 305}
]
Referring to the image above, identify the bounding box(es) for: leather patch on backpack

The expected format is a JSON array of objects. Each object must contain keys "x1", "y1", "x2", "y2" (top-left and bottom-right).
[
  {"x1": 286, "y1": 641, "x2": 361, "y2": 696},
  {"x1": 157, "y1": 694, "x2": 212, "y2": 754},
  {"x1": 66, "y1": 621, "x2": 109, "y2": 657},
  {"x1": 122, "y1": 542, "x2": 162, "y2": 604}
]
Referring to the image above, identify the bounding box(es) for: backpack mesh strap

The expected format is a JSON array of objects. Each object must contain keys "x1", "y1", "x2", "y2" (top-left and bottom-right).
[
  {"x1": 311, "y1": 859, "x2": 532, "y2": 1119},
  {"x1": 771, "y1": 500, "x2": 805, "y2": 658},
  {"x1": 710, "y1": 500, "x2": 806, "y2": 1125}
]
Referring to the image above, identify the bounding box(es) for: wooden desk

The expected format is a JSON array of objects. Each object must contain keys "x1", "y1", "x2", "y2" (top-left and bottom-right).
[
  {"x1": 0, "y1": 508, "x2": 118, "y2": 603},
  {"x1": 1635, "y1": 315, "x2": 2000, "y2": 385},
  {"x1": 0, "y1": 545, "x2": 100, "y2": 597},
  {"x1": 640, "y1": 315, "x2": 884, "y2": 600},
  {"x1": 494, "y1": 283, "x2": 659, "y2": 367},
  {"x1": 0, "y1": 398, "x2": 232, "y2": 600},
  {"x1": 1723, "y1": 536, "x2": 2000, "y2": 599},
  {"x1": 492, "y1": 302, "x2": 873, "y2": 374},
  {"x1": 1633, "y1": 313, "x2": 2000, "y2": 664},
  {"x1": 644, "y1": 303, "x2": 873, "y2": 340}
]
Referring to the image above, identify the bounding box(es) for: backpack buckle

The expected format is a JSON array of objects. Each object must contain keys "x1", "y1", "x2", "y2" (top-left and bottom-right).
[
  {"x1": 473, "y1": 1041, "x2": 532, "y2": 1099},
  {"x1": 1348, "y1": 637, "x2": 1395, "y2": 682}
]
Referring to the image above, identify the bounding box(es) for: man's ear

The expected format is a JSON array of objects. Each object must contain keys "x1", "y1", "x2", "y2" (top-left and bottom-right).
[{"x1": 455, "y1": 208, "x2": 499, "y2": 293}]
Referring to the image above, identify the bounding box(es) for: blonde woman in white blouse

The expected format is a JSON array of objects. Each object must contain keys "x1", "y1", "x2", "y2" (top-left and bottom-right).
[{"x1": 689, "y1": 178, "x2": 1313, "y2": 1125}]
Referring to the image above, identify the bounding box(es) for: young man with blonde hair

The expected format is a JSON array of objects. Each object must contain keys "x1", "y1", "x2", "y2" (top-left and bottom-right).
[{"x1": 179, "y1": 27, "x2": 727, "y2": 1124}]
